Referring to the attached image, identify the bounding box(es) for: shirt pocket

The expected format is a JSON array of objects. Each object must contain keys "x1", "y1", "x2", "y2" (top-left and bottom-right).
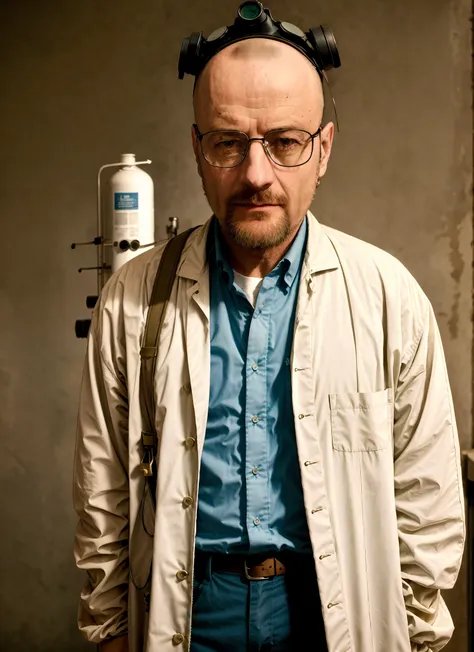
[{"x1": 329, "y1": 388, "x2": 393, "y2": 452}]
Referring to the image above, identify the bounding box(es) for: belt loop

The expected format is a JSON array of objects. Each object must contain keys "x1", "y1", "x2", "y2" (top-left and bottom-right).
[
  {"x1": 195, "y1": 549, "x2": 213, "y2": 582},
  {"x1": 206, "y1": 553, "x2": 212, "y2": 581}
]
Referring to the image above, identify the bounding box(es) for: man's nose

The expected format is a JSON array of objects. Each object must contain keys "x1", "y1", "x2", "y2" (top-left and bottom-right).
[{"x1": 238, "y1": 139, "x2": 275, "y2": 189}]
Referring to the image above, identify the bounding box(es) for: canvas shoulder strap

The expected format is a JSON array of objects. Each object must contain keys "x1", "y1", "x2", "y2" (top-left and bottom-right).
[{"x1": 138, "y1": 227, "x2": 198, "y2": 501}]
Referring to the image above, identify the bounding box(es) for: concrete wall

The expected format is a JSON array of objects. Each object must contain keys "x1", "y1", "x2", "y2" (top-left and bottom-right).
[{"x1": 0, "y1": 0, "x2": 471, "y2": 650}]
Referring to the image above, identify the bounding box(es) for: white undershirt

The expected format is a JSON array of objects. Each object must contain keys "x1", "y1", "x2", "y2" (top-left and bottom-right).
[{"x1": 233, "y1": 270, "x2": 264, "y2": 308}]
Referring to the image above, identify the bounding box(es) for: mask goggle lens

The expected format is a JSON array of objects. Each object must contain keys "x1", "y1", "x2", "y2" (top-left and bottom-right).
[{"x1": 238, "y1": 1, "x2": 263, "y2": 21}]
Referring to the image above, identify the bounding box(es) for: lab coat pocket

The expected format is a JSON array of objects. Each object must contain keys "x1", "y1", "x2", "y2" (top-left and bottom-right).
[{"x1": 329, "y1": 388, "x2": 393, "y2": 452}]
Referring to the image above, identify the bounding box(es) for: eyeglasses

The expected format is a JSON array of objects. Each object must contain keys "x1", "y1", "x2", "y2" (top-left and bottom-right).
[{"x1": 193, "y1": 124, "x2": 321, "y2": 168}]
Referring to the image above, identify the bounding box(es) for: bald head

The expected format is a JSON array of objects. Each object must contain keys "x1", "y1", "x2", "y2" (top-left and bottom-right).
[{"x1": 193, "y1": 38, "x2": 324, "y2": 127}]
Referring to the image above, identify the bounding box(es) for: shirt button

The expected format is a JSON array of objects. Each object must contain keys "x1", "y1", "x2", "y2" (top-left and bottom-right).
[
  {"x1": 184, "y1": 437, "x2": 196, "y2": 449},
  {"x1": 251, "y1": 416, "x2": 259, "y2": 424},
  {"x1": 285, "y1": 358, "x2": 290, "y2": 365},
  {"x1": 252, "y1": 363, "x2": 259, "y2": 371},
  {"x1": 176, "y1": 570, "x2": 189, "y2": 581},
  {"x1": 252, "y1": 467, "x2": 259, "y2": 475},
  {"x1": 182, "y1": 496, "x2": 194, "y2": 507},
  {"x1": 172, "y1": 633, "x2": 185, "y2": 645},
  {"x1": 253, "y1": 517, "x2": 261, "y2": 526}
]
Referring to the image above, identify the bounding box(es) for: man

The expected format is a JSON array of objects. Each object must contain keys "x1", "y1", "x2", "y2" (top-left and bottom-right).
[{"x1": 73, "y1": 10, "x2": 465, "y2": 652}]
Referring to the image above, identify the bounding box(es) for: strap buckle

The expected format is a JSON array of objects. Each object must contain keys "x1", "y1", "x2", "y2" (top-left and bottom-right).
[
  {"x1": 244, "y1": 559, "x2": 271, "y2": 581},
  {"x1": 139, "y1": 457, "x2": 154, "y2": 477},
  {"x1": 140, "y1": 431, "x2": 157, "y2": 477}
]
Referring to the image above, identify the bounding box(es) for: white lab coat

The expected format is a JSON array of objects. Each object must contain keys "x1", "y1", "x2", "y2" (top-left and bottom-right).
[{"x1": 74, "y1": 212, "x2": 465, "y2": 652}]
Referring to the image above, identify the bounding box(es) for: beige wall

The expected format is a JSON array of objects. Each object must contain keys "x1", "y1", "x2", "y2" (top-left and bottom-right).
[{"x1": 0, "y1": 0, "x2": 471, "y2": 649}]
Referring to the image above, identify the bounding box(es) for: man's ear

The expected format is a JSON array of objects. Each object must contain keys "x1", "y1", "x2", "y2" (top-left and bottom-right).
[{"x1": 318, "y1": 121, "x2": 335, "y2": 179}]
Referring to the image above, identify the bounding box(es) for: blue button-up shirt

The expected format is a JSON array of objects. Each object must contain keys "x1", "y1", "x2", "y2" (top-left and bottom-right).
[{"x1": 195, "y1": 217, "x2": 311, "y2": 554}]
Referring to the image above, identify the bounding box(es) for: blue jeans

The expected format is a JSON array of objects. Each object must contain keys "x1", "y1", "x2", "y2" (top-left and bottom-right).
[{"x1": 190, "y1": 554, "x2": 328, "y2": 651}]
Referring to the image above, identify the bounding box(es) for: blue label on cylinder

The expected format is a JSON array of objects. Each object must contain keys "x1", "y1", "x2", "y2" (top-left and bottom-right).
[{"x1": 114, "y1": 192, "x2": 139, "y2": 210}]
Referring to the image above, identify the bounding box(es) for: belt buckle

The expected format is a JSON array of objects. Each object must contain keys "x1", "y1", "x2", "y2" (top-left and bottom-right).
[{"x1": 244, "y1": 559, "x2": 271, "y2": 581}]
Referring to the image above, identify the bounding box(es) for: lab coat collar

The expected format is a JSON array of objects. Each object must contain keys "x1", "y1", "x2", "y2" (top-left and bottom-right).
[{"x1": 177, "y1": 210, "x2": 340, "y2": 283}]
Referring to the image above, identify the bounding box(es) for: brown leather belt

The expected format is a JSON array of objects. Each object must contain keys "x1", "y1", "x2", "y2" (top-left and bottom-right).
[{"x1": 194, "y1": 550, "x2": 307, "y2": 581}]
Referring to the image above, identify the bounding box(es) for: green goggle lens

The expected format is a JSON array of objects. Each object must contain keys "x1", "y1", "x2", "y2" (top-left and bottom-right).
[{"x1": 239, "y1": 2, "x2": 262, "y2": 20}]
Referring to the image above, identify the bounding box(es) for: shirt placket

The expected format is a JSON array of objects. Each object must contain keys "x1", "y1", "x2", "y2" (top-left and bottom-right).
[{"x1": 244, "y1": 279, "x2": 275, "y2": 549}]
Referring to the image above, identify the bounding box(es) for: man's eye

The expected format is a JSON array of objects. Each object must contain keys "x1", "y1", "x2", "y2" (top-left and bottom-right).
[
  {"x1": 216, "y1": 140, "x2": 238, "y2": 148},
  {"x1": 277, "y1": 138, "x2": 298, "y2": 147}
]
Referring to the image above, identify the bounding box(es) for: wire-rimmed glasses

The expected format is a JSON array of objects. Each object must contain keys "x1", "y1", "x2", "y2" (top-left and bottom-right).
[{"x1": 193, "y1": 124, "x2": 321, "y2": 168}]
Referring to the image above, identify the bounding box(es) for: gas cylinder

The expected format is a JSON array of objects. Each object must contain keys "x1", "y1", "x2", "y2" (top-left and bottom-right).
[{"x1": 110, "y1": 153, "x2": 154, "y2": 272}]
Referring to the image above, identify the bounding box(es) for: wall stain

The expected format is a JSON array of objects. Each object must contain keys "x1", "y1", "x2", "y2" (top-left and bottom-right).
[{"x1": 440, "y1": 5, "x2": 472, "y2": 340}]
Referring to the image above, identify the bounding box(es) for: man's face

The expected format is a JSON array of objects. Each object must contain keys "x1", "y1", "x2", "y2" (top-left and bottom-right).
[{"x1": 192, "y1": 39, "x2": 334, "y2": 251}]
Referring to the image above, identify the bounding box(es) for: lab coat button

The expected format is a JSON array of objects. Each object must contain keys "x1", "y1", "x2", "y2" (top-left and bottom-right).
[
  {"x1": 182, "y1": 496, "x2": 194, "y2": 507},
  {"x1": 172, "y1": 633, "x2": 185, "y2": 645},
  {"x1": 184, "y1": 437, "x2": 196, "y2": 449},
  {"x1": 176, "y1": 570, "x2": 189, "y2": 581}
]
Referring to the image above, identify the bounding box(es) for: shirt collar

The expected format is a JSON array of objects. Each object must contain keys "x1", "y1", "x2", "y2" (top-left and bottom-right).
[
  {"x1": 278, "y1": 216, "x2": 307, "y2": 289},
  {"x1": 209, "y1": 215, "x2": 307, "y2": 289}
]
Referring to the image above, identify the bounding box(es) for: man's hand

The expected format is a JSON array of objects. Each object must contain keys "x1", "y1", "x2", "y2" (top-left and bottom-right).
[{"x1": 99, "y1": 635, "x2": 129, "y2": 652}]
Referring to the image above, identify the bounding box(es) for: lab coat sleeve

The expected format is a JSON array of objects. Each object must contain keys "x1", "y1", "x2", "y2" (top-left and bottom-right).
[
  {"x1": 73, "y1": 305, "x2": 130, "y2": 644},
  {"x1": 393, "y1": 299, "x2": 465, "y2": 652}
]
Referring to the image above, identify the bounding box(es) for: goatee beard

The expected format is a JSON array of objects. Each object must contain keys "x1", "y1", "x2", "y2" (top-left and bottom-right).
[{"x1": 224, "y1": 206, "x2": 292, "y2": 250}]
